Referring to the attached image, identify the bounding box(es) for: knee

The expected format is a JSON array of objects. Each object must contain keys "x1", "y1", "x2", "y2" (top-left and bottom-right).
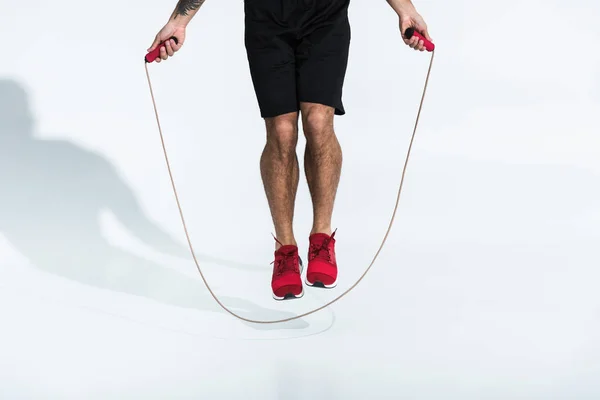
[
  {"x1": 266, "y1": 114, "x2": 298, "y2": 154},
  {"x1": 302, "y1": 107, "x2": 334, "y2": 145}
]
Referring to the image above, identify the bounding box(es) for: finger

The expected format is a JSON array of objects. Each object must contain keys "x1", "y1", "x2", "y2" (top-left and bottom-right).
[
  {"x1": 155, "y1": 57, "x2": 162, "y2": 63},
  {"x1": 417, "y1": 39, "x2": 425, "y2": 51},
  {"x1": 165, "y1": 40, "x2": 175, "y2": 57},
  {"x1": 415, "y1": 23, "x2": 432, "y2": 43},
  {"x1": 160, "y1": 46, "x2": 168, "y2": 60}
]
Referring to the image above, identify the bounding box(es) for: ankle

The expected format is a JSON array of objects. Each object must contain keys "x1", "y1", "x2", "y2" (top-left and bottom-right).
[
  {"x1": 274, "y1": 236, "x2": 297, "y2": 250},
  {"x1": 310, "y1": 226, "x2": 332, "y2": 236}
]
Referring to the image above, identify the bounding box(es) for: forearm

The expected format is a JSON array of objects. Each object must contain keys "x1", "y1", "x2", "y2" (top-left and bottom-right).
[
  {"x1": 168, "y1": 0, "x2": 206, "y2": 26},
  {"x1": 386, "y1": 0, "x2": 416, "y2": 16}
]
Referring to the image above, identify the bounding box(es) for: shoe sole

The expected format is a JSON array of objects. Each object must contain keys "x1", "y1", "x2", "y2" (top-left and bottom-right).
[
  {"x1": 272, "y1": 287, "x2": 304, "y2": 301},
  {"x1": 305, "y1": 277, "x2": 337, "y2": 289}
]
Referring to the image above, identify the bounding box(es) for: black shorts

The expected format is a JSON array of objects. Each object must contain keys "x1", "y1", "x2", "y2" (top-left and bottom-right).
[{"x1": 244, "y1": 0, "x2": 351, "y2": 118}]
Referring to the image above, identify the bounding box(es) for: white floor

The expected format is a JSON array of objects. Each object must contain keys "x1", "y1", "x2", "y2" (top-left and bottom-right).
[{"x1": 2, "y1": 0, "x2": 600, "y2": 398}]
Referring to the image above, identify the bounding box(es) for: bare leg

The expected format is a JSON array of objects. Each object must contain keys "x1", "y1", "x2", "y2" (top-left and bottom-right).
[
  {"x1": 260, "y1": 112, "x2": 300, "y2": 249},
  {"x1": 300, "y1": 103, "x2": 342, "y2": 236}
]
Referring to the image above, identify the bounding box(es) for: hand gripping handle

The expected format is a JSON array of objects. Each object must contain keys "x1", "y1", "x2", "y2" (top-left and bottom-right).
[
  {"x1": 145, "y1": 36, "x2": 179, "y2": 63},
  {"x1": 404, "y1": 28, "x2": 435, "y2": 52}
]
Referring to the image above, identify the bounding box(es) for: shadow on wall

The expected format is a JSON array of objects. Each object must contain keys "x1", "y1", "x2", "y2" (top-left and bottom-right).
[{"x1": 0, "y1": 78, "x2": 308, "y2": 331}]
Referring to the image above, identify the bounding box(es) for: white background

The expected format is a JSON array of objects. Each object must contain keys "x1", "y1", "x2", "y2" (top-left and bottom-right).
[{"x1": 1, "y1": 0, "x2": 600, "y2": 398}]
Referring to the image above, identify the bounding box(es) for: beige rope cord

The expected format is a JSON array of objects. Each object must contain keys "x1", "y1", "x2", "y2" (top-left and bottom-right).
[{"x1": 144, "y1": 49, "x2": 435, "y2": 324}]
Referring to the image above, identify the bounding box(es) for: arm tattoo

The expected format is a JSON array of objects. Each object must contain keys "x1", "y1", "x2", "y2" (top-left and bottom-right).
[{"x1": 175, "y1": 0, "x2": 204, "y2": 17}]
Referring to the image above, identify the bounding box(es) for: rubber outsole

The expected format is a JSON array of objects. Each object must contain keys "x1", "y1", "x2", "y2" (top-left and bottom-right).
[
  {"x1": 305, "y1": 277, "x2": 337, "y2": 289},
  {"x1": 272, "y1": 288, "x2": 304, "y2": 301}
]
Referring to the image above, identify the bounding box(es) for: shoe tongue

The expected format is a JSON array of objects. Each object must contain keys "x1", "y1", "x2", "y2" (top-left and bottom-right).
[
  {"x1": 277, "y1": 244, "x2": 297, "y2": 255},
  {"x1": 310, "y1": 233, "x2": 331, "y2": 244}
]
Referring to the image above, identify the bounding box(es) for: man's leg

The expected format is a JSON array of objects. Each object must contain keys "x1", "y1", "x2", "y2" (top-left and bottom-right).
[
  {"x1": 300, "y1": 103, "x2": 342, "y2": 288},
  {"x1": 260, "y1": 112, "x2": 300, "y2": 249},
  {"x1": 261, "y1": 113, "x2": 305, "y2": 299},
  {"x1": 294, "y1": 8, "x2": 350, "y2": 288},
  {"x1": 244, "y1": 2, "x2": 306, "y2": 299},
  {"x1": 300, "y1": 103, "x2": 342, "y2": 236}
]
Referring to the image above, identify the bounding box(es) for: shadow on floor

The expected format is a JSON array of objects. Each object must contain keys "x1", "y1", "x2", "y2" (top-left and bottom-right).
[{"x1": 0, "y1": 78, "x2": 310, "y2": 331}]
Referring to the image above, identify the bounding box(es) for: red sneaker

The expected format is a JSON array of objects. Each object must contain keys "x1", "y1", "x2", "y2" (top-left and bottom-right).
[
  {"x1": 271, "y1": 239, "x2": 304, "y2": 300},
  {"x1": 305, "y1": 230, "x2": 338, "y2": 288}
]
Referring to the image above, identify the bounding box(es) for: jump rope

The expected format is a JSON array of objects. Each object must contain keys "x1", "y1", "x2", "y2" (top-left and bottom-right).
[{"x1": 143, "y1": 28, "x2": 435, "y2": 324}]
